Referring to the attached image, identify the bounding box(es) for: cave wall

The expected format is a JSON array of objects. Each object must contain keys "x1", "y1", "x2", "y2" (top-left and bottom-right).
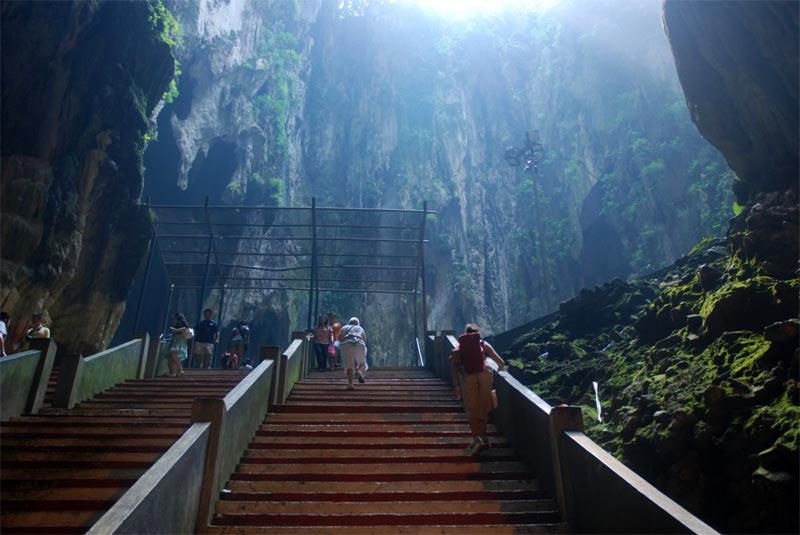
[
  {"x1": 0, "y1": 1, "x2": 174, "y2": 355},
  {"x1": 137, "y1": 0, "x2": 737, "y2": 363},
  {"x1": 662, "y1": 0, "x2": 799, "y2": 202}
]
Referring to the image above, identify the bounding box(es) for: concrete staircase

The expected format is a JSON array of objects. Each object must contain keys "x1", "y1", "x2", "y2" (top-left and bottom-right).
[
  {"x1": 0, "y1": 370, "x2": 248, "y2": 535},
  {"x1": 208, "y1": 367, "x2": 565, "y2": 534}
]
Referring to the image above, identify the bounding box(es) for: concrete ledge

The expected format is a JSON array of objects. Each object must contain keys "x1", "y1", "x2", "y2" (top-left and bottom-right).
[
  {"x1": 132, "y1": 331, "x2": 150, "y2": 379},
  {"x1": 54, "y1": 339, "x2": 143, "y2": 408},
  {"x1": 86, "y1": 422, "x2": 211, "y2": 535},
  {"x1": 278, "y1": 339, "x2": 303, "y2": 403},
  {"x1": 561, "y1": 431, "x2": 718, "y2": 534},
  {"x1": 194, "y1": 358, "x2": 274, "y2": 532},
  {"x1": 1, "y1": 350, "x2": 41, "y2": 421},
  {"x1": 259, "y1": 346, "x2": 281, "y2": 406}
]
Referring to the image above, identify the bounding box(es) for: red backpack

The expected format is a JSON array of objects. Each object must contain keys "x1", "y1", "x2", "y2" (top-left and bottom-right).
[{"x1": 459, "y1": 332, "x2": 485, "y2": 374}]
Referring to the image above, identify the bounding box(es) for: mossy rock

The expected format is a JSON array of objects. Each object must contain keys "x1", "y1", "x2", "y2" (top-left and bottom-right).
[{"x1": 701, "y1": 278, "x2": 799, "y2": 336}]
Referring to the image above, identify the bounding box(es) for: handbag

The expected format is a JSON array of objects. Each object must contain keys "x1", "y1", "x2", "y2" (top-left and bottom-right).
[
  {"x1": 182, "y1": 327, "x2": 195, "y2": 341},
  {"x1": 327, "y1": 344, "x2": 336, "y2": 357}
]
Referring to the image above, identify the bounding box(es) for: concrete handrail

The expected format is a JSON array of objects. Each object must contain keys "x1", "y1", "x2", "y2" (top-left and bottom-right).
[
  {"x1": 53, "y1": 335, "x2": 149, "y2": 409},
  {"x1": 560, "y1": 431, "x2": 717, "y2": 534},
  {"x1": 1, "y1": 349, "x2": 43, "y2": 421},
  {"x1": 430, "y1": 331, "x2": 718, "y2": 534},
  {"x1": 86, "y1": 422, "x2": 212, "y2": 535},
  {"x1": 192, "y1": 358, "x2": 275, "y2": 533}
]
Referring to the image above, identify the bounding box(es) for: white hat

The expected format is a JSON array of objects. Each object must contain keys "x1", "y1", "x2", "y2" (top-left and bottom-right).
[{"x1": 348, "y1": 317, "x2": 360, "y2": 325}]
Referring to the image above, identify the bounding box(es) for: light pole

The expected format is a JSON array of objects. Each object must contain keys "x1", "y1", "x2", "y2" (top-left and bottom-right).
[{"x1": 505, "y1": 130, "x2": 554, "y2": 313}]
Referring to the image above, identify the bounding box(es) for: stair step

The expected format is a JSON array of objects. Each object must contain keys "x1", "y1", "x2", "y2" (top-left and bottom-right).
[
  {"x1": 235, "y1": 461, "x2": 530, "y2": 475},
  {"x1": 255, "y1": 428, "x2": 493, "y2": 437},
  {"x1": 225, "y1": 480, "x2": 543, "y2": 493},
  {"x1": 1, "y1": 451, "x2": 162, "y2": 463},
  {"x1": 0, "y1": 509, "x2": 104, "y2": 529},
  {"x1": 0, "y1": 487, "x2": 129, "y2": 502},
  {"x1": 36, "y1": 408, "x2": 191, "y2": 418},
  {"x1": 206, "y1": 524, "x2": 567, "y2": 534},
  {"x1": 210, "y1": 511, "x2": 561, "y2": 527},
  {"x1": 263, "y1": 413, "x2": 468, "y2": 423},
  {"x1": 272, "y1": 404, "x2": 461, "y2": 414},
  {"x1": 242, "y1": 447, "x2": 515, "y2": 459},
  {"x1": 0, "y1": 437, "x2": 175, "y2": 448},
  {"x1": 249, "y1": 436, "x2": 508, "y2": 447},
  {"x1": 7, "y1": 416, "x2": 189, "y2": 425},
  {"x1": 214, "y1": 499, "x2": 557, "y2": 515},
  {"x1": 220, "y1": 489, "x2": 550, "y2": 502}
]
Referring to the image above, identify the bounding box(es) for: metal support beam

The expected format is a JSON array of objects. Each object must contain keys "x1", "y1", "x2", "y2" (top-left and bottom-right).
[
  {"x1": 212, "y1": 284, "x2": 226, "y2": 369},
  {"x1": 420, "y1": 201, "x2": 429, "y2": 335},
  {"x1": 161, "y1": 284, "x2": 175, "y2": 336},
  {"x1": 196, "y1": 235, "x2": 214, "y2": 324},
  {"x1": 155, "y1": 234, "x2": 426, "y2": 243},
  {"x1": 150, "y1": 203, "x2": 435, "y2": 215},
  {"x1": 307, "y1": 197, "x2": 316, "y2": 331},
  {"x1": 175, "y1": 285, "x2": 416, "y2": 295},
  {"x1": 132, "y1": 232, "x2": 156, "y2": 337}
]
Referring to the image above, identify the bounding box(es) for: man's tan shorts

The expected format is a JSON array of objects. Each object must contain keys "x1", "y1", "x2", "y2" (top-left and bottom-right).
[
  {"x1": 192, "y1": 342, "x2": 214, "y2": 359},
  {"x1": 461, "y1": 368, "x2": 493, "y2": 419}
]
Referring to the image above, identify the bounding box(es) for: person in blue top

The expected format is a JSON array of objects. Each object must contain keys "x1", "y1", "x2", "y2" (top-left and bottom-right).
[{"x1": 192, "y1": 308, "x2": 219, "y2": 368}]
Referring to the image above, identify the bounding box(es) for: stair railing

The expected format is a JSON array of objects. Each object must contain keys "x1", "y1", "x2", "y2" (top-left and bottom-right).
[
  {"x1": 427, "y1": 330, "x2": 717, "y2": 534},
  {"x1": 415, "y1": 336, "x2": 424, "y2": 367}
]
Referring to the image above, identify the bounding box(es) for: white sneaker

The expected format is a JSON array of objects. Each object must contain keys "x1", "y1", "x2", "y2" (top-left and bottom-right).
[{"x1": 464, "y1": 437, "x2": 483, "y2": 456}]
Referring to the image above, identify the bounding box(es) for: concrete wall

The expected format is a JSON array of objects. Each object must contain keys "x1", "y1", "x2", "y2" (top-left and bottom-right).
[
  {"x1": 1, "y1": 350, "x2": 40, "y2": 421},
  {"x1": 193, "y1": 358, "x2": 275, "y2": 532},
  {"x1": 427, "y1": 331, "x2": 717, "y2": 535},
  {"x1": 54, "y1": 339, "x2": 145, "y2": 408},
  {"x1": 86, "y1": 423, "x2": 211, "y2": 535}
]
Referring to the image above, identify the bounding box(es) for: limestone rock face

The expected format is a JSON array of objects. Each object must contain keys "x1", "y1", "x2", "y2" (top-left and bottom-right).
[
  {"x1": 662, "y1": 1, "x2": 799, "y2": 201},
  {"x1": 142, "y1": 0, "x2": 736, "y2": 363},
  {"x1": 0, "y1": 1, "x2": 174, "y2": 355}
]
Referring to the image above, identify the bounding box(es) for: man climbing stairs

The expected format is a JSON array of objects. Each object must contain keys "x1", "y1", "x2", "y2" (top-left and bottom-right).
[{"x1": 208, "y1": 367, "x2": 565, "y2": 534}]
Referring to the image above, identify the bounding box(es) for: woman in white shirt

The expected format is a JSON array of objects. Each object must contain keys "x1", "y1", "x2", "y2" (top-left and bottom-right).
[{"x1": 339, "y1": 317, "x2": 368, "y2": 389}]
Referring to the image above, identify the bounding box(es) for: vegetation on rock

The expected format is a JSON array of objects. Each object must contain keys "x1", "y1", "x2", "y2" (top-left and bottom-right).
[{"x1": 502, "y1": 191, "x2": 799, "y2": 533}]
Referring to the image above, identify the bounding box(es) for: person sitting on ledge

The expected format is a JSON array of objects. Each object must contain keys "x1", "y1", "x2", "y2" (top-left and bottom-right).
[
  {"x1": 450, "y1": 323, "x2": 505, "y2": 456},
  {"x1": 25, "y1": 312, "x2": 51, "y2": 343}
]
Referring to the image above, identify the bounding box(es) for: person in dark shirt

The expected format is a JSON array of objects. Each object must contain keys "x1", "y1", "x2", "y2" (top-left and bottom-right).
[{"x1": 192, "y1": 308, "x2": 219, "y2": 368}]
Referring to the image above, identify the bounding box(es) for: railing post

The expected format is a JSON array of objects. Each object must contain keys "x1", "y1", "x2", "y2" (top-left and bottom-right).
[
  {"x1": 420, "y1": 201, "x2": 429, "y2": 336},
  {"x1": 307, "y1": 197, "x2": 316, "y2": 331},
  {"x1": 53, "y1": 353, "x2": 84, "y2": 409},
  {"x1": 196, "y1": 235, "x2": 214, "y2": 326},
  {"x1": 26, "y1": 338, "x2": 57, "y2": 414},
  {"x1": 291, "y1": 331, "x2": 307, "y2": 378},
  {"x1": 133, "y1": 331, "x2": 151, "y2": 379},
  {"x1": 212, "y1": 283, "x2": 226, "y2": 369},
  {"x1": 259, "y1": 346, "x2": 281, "y2": 407},
  {"x1": 549, "y1": 405, "x2": 585, "y2": 523},
  {"x1": 132, "y1": 231, "x2": 156, "y2": 337},
  {"x1": 191, "y1": 397, "x2": 226, "y2": 534},
  {"x1": 162, "y1": 283, "x2": 175, "y2": 336}
]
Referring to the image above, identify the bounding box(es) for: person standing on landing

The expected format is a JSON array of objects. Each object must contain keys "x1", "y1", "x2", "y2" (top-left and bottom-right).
[
  {"x1": 339, "y1": 317, "x2": 368, "y2": 389},
  {"x1": 450, "y1": 323, "x2": 505, "y2": 455},
  {"x1": 166, "y1": 313, "x2": 191, "y2": 377},
  {"x1": 329, "y1": 312, "x2": 342, "y2": 368},
  {"x1": 192, "y1": 308, "x2": 219, "y2": 368},
  {"x1": 312, "y1": 315, "x2": 333, "y2": 371}
]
